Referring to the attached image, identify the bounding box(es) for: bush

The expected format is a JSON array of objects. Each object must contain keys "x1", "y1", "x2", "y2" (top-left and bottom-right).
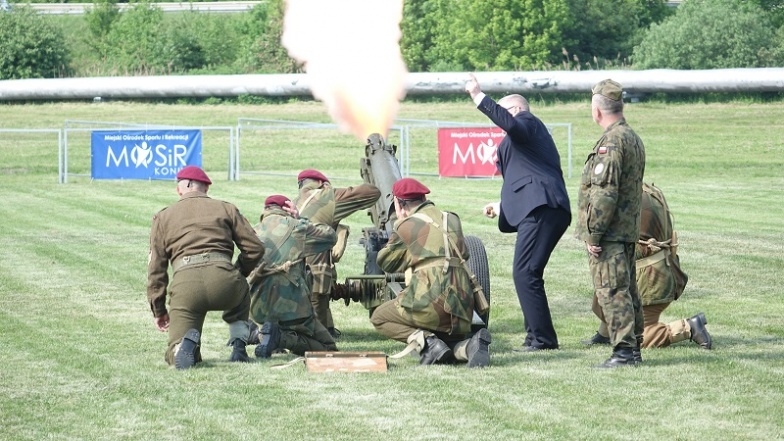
[
  {"x1": 0, "y1": 5, "x2": 71, "y2": 79},
  {"x1": 633, "y1": 0, "x2": 784, "y2": 69},
  {"x1": 103, "y1": 1, "x2": 168, "y2": 74}
]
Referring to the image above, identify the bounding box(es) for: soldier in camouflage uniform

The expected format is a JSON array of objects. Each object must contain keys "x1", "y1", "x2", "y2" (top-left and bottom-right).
[
  {"x1": 293, "y1": 169, "x2": 381, "y2": 339},
  {"x1": 248, "y1": 195, "x2": 339, "y2": 358},
  {"x1": 576, "y1": 79, "x2": 646, "y2": 368},
  {"x1": 370, "y1": 178, "x2": 492, "y2": 368},
  {"x1": 582, "y1": 183, "x2": 712, "y2": 350},
  {"x1": 147, "y1": 166, "x2": 265, "y2": 369}
]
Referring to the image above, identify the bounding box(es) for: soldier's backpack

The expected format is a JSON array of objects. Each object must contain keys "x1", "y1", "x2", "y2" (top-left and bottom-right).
[{"x1": 636, "y1": 182, "x2": 689, "y2": 305}]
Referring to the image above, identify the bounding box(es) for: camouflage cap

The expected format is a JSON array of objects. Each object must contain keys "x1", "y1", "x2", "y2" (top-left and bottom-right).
[{"x1": 592, "y1": 79, "x2": 623, "y2": 101}]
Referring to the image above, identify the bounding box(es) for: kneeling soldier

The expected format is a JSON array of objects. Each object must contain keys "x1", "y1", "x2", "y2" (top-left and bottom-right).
[{"x1": 370, "y1": 178, "x2": 491, "y2": 368}]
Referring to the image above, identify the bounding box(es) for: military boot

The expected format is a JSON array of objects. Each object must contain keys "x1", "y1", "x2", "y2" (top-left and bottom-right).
[
  {"x1": 174, "y1": 328, "x2": 201, "y2": 370},
  {"x1": 247, "y1": 321, "x2": 260, "y2": 346},
  {"x1": 229, "y1": 339, "x2": 250, "y2": 363},
  {"x1": 633, "y1": 348, "x2": 643, "y2": 365},
  {"x1": 687, "y1": 312, "x2": 713, "y2": 350},
  {"x1": 466, "y1": 328, "x2": 492, "y2": 368},
  {"x1": 419, "y1": 335, "x2": 453, "y2": 365},
  {"x1": 255, "y1": 322, "x2": 281, "y2": 359},
  {"x1": 581, "y1": 332, "x2": 611, "y2": 346},
  {"x1": 597, "y1": 347, "x2": 636, "y2": 369}
]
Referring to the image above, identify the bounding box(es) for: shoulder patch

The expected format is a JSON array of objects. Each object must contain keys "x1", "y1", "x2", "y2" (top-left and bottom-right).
[
  {"x1": 594, "y1": 163, "x2": 605, "y2": 175},
  {"x1": 596, "y1": 144, "x2": 616, "y2": 155}
]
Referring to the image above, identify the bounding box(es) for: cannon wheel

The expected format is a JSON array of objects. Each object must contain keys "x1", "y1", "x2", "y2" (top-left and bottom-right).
[{"x1": 465, "y1": 235, "x2": 490, "y2": 330}]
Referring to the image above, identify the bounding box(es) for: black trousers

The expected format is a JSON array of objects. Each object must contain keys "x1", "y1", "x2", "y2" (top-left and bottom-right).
[{"x1": 502, "y1": 205, "x2": 571, "y2": 349}]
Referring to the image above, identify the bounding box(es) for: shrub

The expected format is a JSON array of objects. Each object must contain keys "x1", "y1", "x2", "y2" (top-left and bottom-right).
[
  {"x1": 0, "y1": 5, "x2": 71, "y2": 79},
  {"x1": 633, "y1": 0, "x2": 784, "y2": 69}
]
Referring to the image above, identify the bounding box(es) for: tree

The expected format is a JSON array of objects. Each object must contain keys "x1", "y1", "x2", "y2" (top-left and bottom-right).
[
  {"x1": 0, "y1": 5, "x2": 70, "y2": 79},
  {"x1": 633, "y1": 0, "x2": 784, "y2": 69},
  {"x1": 561, "y1": 0, "x2": 672, "y2": 69}
]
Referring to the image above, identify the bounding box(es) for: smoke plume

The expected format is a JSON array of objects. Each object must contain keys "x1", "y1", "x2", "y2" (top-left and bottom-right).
[{"x1": 281, "y1": 0, "x2": 408, "y2": 141}]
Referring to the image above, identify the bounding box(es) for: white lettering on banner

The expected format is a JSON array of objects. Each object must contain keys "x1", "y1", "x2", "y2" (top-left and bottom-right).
[
  {"x1": 106, "y1": 145, "x2": 129, "y2": 167},
  {"x1": 453, "y1": 142, "x2": 475, "y2": 164},
  {"x1": 154, "y1": 167, "x2": 179, "y2": 176},
  {"x1": 153, "y1": 144, "x2": 188, "y2": 167},
  {"x1": 452, "y1": 139, "x2": 498, "y2": 165}
]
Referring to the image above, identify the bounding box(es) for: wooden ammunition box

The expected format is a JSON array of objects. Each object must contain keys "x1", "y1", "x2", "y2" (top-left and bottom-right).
[{"x1": 304, "y1": 351, "x2": 388, "y2": 373}]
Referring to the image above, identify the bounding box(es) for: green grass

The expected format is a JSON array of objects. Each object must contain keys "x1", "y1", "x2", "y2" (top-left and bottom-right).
[{"x1": 1, "y1": 98, "x2": 783, "y2": 440}]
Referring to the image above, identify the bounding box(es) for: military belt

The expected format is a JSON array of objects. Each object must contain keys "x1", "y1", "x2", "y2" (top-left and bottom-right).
[
  {"x1": 172, "y1": 252, "x2": 231, "y2": 272},
  {"x1": 636, "y1": 249, "x2": 669, "y2": 269}
]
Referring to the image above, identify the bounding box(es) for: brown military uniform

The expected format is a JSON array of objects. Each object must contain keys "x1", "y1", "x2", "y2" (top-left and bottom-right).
[
  {"x1": 576, "y1": 117, "x2": 646, "y2": 350},
  {"x1": 147, "y1": 191, "x2": 264, "y2": 365},
  {"x1": 295, "y1": 181, "x2": 381, "y2": 331}
]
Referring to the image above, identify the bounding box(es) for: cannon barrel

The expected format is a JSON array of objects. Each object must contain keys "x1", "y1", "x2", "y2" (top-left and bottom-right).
[{"x1": 360, "y1": 133, "x2": 402, "y2": 236}]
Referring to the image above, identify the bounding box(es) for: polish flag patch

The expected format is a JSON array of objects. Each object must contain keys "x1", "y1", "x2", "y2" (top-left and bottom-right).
[{"x1": 598, "y1": 146, "x2": 608, "y2": 154}]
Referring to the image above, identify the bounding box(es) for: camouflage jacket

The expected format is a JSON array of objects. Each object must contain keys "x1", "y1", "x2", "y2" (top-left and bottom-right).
[
  {"x1": 377, "y1": 201, "x2": 474, "y2": 334},
  {"x1": 576, "y1": 118, "x2": 646, "y2": 245},
  {"x1": 294, "y1": 181, "x2": 381, "y2": 294},
  {"x1": 147, "y1": 192, "x2": 264, "y2": 317},
  {"x1": 248, "y1": 207, "x2": 337, "y2": 324}
]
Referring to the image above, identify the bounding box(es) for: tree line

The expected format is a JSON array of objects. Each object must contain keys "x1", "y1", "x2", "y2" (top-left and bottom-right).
[{"x1": 1, "y1": 0, "x2": 783, "y2": 81}]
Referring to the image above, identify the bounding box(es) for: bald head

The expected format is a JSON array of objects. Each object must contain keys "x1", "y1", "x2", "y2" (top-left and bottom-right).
[{"x1": 498, "y1": 94, "x2": 530, "y2": 115}]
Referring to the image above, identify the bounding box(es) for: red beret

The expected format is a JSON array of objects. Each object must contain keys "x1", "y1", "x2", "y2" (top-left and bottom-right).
[
  {"x1": 297, "y1": 169, "x2": 329, "y2": 182},
  {"x1": 392, "y1": 178, "x2": 430, "y2": 200},
  {"x1": 176, "y1": 165, "x2": 212, "y2": 185},
  {"x1": 265, "y1": 194, "x2": 290, "y2": 207}
]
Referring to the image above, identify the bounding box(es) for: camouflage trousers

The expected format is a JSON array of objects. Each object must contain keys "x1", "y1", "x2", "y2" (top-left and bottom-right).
[
  {"x1": 588, "y1": 242, "x2": 644, "y2": 349},
  {"x1": 278, "y1": 314, "x2": 337, "y2": 355}
]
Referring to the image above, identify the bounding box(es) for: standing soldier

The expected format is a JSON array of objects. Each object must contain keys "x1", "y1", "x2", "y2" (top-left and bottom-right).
[
  {"x1": 247, "y1": 195, "x2": 338, "y2": 358},
  {"x1": 582, "y1": 182, "x2": 712, "y2": 350},
  {"x1": 147, "y1": 165, "x2": 264, "y2": 370},
  {"x1": 576, "y1": 79, "x2": 646, "y2": 368},
  {"x1": 370, "y1": 178, "x2": 491, "y2": 368},
  {"x1": 294, "y1": 169, "x2": 381, "y2": 339}
]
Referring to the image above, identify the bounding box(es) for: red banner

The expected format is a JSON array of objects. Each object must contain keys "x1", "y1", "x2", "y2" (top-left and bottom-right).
[{"x1": 437, "y1": 127, "x2": 504, "y2": 177}]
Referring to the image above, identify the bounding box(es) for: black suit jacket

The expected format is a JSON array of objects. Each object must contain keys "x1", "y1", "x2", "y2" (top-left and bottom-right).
[{"x1": 477, "y1": 95, "x2": 571, "y2": 231}]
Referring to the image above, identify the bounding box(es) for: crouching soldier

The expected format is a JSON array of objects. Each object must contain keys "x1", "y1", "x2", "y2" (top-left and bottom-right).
[
  {"x1": 247, "y1": 195, "x2": 338, "y2": 358},
  {"x1": 370, "y1": 178, "x2": 491, "y2": 368}
]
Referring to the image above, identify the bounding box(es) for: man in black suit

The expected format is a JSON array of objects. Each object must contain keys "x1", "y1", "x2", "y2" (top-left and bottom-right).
[{"x1": 465, "y1": 74, "x2": 571, "y2": 351}]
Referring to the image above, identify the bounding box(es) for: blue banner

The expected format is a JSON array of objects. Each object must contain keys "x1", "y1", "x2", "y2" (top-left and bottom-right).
[{"x1": 91, "y1": 129, "x2": 203, "y2": 180}]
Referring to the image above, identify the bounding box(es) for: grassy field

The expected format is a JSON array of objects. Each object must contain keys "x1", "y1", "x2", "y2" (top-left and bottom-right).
[{"x1": 1, "y1": 97, "x2": 783, "y2": 440}]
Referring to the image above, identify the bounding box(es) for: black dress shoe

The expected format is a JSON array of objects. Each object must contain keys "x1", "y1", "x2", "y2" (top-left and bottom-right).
[
  {"x1": 513, "y1": 345, "x2": 558, "y2": 353},
  {"x1": 597, "y1": 347, "x2": 636, "y2": 368},
  {"x1": 687, "y1": 312, "x2": 712, "y2": 350},
  {"x1": 581, "y1": 332, "x2": 611, "y2": 346}
]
